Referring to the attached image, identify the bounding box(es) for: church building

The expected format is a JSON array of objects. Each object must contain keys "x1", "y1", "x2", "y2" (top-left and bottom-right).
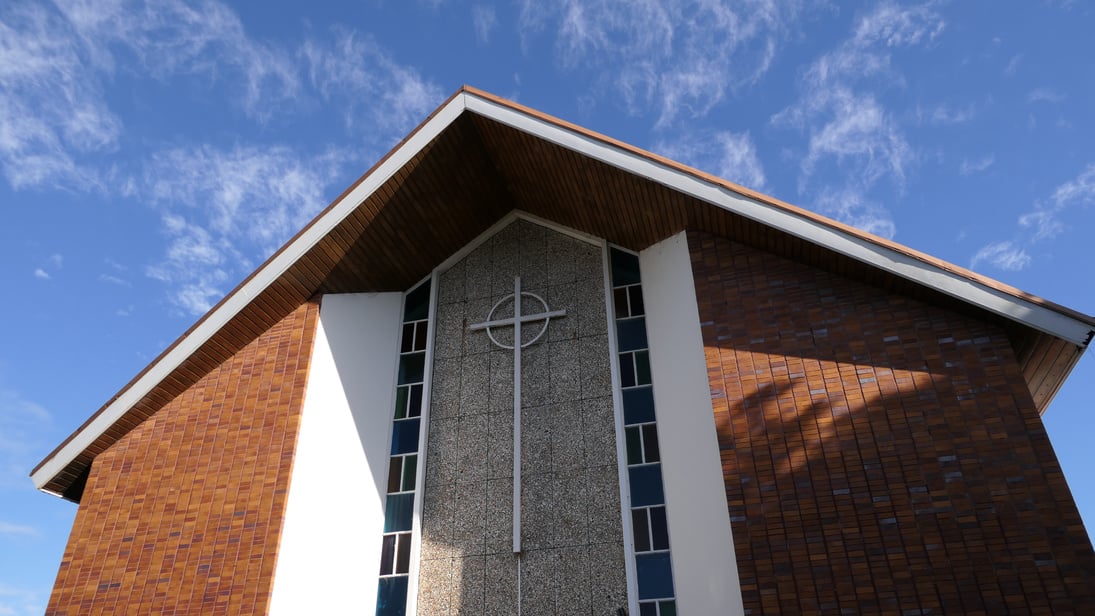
[{"x1": 33, "y1": 87, "x2": 1095, "y2": 614}]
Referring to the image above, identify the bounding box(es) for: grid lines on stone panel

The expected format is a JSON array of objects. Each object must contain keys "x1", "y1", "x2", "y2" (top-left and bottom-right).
[
  {"x1": 376, "y1": 281, "x2": 431, "y2": 616},
  {"x1": 609, "y1": 248, "x2": 677, "y2": 610}
]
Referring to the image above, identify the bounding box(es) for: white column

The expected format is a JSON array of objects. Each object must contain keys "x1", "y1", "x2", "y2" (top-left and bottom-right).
[
  {"x1": 269, "y1": 293, "x2": 404, "y2": 615},
  {"x1": 640, "y1": 232, "x2": 745, "y2": 616}
]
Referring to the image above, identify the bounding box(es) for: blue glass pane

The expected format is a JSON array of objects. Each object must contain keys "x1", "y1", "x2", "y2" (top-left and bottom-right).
[
  {"x1": 610, "y1": 249, "x2": 641, "y2": 286},
  {"x1": 616, "y1": 318, "x2": 648, "y2": 352},
  {"x1": 384, "y1": 493, "x2": 415, "y2": 532},
  {"x1": 398, "y1": 353, "x2": 425, "y2": 385},
  {"x1": 376, "y1": 575, "x2": 408, "y2": 616},
  {"x1": 636, "y1": 552, "x2": 675, "y2": 600},
  {"x1": 404, "y1": 282, "x2": 431, "y2": 321},
  {"x1": 629, "y1": 464, "x2": 665, "y2": 507},
  {"x1": 391, "y1": 418, "x2": 420, "y2": 455},
  {"x1": 639, "y1": 603, "x2": 657, "y2": 616},
  {"x1": 623, "y1": 387, "x2": 656, "y2": 425}
]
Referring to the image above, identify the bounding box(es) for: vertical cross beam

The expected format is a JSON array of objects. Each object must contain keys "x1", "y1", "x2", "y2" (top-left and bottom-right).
[
  {"x1": 469, "y1": 276, "x2": 566, "y2": 555},
  {"x1": 512, "y1": 276, "x2": 522, "y2": 554}
]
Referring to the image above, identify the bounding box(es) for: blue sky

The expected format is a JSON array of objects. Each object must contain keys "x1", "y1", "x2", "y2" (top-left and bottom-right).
[{"x1": 2, "y1": 0, "x2": 1094, "y2": 612}]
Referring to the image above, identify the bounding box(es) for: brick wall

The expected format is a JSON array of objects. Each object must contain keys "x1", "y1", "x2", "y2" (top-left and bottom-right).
[
  {"x1": 46, "y1": 302, "x2": 319, "y2": 616},
  {"x1": 688, "y1": 231, "x2": 1095, "y2": 615}
]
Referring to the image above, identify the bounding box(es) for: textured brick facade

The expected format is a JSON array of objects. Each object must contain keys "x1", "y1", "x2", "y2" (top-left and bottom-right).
[
  {"x1": 46, "y1": 302, "x2": 319, "y2": 616},
  {"x1": 688, "y1": 231, "x2": 1095, "y2": 615}
]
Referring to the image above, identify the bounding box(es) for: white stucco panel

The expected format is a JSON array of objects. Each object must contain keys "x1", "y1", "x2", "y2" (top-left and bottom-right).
[
  {"x1": 640, "y1": 232, "x2": 745, "y2": 616},
  {"x1": 269, "y1": 293, "x2": 403, "y2": 614}
]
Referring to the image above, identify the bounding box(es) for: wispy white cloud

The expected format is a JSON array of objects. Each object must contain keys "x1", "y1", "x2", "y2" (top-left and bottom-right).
[
  {"x1": 959, "y1": 154, "x2": 994, "y2": 175},
  {"x1": 0, "y1": 582, "x2": 46, "y2": 616},
  {"x1": 142, "y1": 145, "x2": 347, "y2": 315},
  {"x1": 2, "y1": 0, "x2": 440, "y2": 197},
  {"x1": 31, "y1": 254, "x2": 62, "y2": 280},
  {"x1": 1004, "y1": 53, "x2": 1022, "y2": 76},
  {"x1": 970, "y1": 240, "x2": 1030, "y2": 271},
  {"x1": 653, "y1": 130, "x2": 767, "y2": 190},
  {"x1": 970, "y1": 163, "x2": 1095, "y2": 271},
  {"x1": 53, "y1": 0, "x2": 300, "y2": 120},
  {"x1": 98, "y1": 274, "x2": 130, "y2": 286},
  {"x1": 0, "y1": 3, "x2": 117, "y2": 189},
  {"x1": 0, "y1": 521, "x2": 36, "y2": 537},
  {"x1": 1019, "y1": 163, "x2": 1095, "y2": 241},
  {"x1": 773, "y1": 1, "x2": 943, "y2": 236},
  {"x1": 518, "y1": 0, "x2": 805, "y2": 127},
  {"x1": 815, "y1": 186, "x2": 896, "y2": 239},
  {"x1": 1027, "y1": 87, "x2": 1065, "y2": 104},
  {"x1": 929, "y1": 102, "x2": 976, "y2": 125},
  {"x1": 300, "y1": 29, "x2": 444, "y2": 139},
  {"x1": 0, "y1": 387, "x2": 51, "y2": 489},
  {"x1": 2, "y1": 0, "x2": 443, "y2": 314},
  {"x1": 472, "y1": 5, "x2": 497, "y2": 44}
]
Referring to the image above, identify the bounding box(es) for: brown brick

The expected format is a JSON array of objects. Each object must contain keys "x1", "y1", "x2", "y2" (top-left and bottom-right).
[
  {"x1": 45, "y1": 302, "x2": 319, "y2": 615},
  {"x1": 688, "y1": 230, "x2": 1095, "y2": 615}
]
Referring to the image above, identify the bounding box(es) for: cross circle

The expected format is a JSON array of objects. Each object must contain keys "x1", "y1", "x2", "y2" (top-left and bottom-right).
[{"x1": 480, "y1": 291, "x2": 557, "y2": 350}]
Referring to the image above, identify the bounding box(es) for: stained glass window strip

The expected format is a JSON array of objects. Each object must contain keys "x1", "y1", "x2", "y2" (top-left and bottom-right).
[
  {"x1": 375, "y1": 281, "x2": 431, "y2": 616},
  {"x1": 610, "y1": 248, "x2": 676, "y2": 614}
]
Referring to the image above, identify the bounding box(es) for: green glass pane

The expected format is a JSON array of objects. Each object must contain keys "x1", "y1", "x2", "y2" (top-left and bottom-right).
[
  {"x1": 610, "y1": 248, "x2": 641, "y2": 286},
  {"x1": 626, "y1": 426, "x2": 643, "y2": 465},
  {"x1": 404, "y1": 282, "x2": 431, "y2": 322},
  {"x1": 635, "y1": 350, "x2": 652, "y2": 385},
  {"x1": 394, "y1": 386, "x2": 408, "y2": 419},
  {"x1": 401, "y1": 455, "x2": 417, "y2": 492},
  {"x1": 398, "y1": 353, "x2": 425, "y2": 385},
  {"x1": 659, "y1": 600, "x2": 677, "y2": 616}
]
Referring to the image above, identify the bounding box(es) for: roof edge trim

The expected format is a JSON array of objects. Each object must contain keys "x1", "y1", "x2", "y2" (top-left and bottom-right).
[
  {"x1": 463, "y1": 93, "x2": 1094, "y2": 347},
  {"x1": 30, "y1": 92, "x2": 472, "y2": 491}
]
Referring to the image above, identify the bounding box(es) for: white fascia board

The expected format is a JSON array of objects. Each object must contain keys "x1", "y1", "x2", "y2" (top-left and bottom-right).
[
  {"x1": 32, "y1": 94, "x2": 472, "y2": 493},
  {"x1": 464, "y1": 94, "x2": 1093, "y2": 347}
]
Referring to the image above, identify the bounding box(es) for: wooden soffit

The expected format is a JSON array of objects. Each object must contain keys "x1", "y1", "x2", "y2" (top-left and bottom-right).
[{"x1": 32, "y1": 86, "x2": 1095, "y2": 501}]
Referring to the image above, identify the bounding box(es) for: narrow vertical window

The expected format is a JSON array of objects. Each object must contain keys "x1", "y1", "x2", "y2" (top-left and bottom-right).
[
  {"x1": 610, "y1": 248, "x2": 677, "y2": 615},
  {"x1": 376, "y1": 281, "x2": 431, "y2": 616}
]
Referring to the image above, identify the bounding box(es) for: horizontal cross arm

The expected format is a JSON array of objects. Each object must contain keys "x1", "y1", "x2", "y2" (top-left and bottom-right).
[{"x1": 468, "y1": 309, "x2": 567, "y2": 331}]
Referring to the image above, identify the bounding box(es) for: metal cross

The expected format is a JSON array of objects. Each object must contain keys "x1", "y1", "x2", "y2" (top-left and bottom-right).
[{"x1": 469, "y1": 276, "x2": 566, "y2": 553}]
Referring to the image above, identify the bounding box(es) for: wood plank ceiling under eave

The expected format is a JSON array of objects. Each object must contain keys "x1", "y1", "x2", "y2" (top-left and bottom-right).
[{"x1": 33, "y1": 89, "x2": 1092, "y2": 501}]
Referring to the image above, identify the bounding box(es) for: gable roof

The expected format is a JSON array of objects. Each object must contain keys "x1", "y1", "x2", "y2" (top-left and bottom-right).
[{"x1": 32, "y1": 86, "x2": 1095, "y2": 501}]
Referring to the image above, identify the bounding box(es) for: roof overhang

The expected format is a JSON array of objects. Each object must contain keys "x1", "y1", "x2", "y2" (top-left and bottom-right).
[{"x1": 32, "y1": 86, "x2": 1095, "y2": 501}]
